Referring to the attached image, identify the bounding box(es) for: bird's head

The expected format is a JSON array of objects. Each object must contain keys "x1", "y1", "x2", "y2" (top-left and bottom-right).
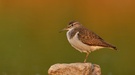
[{"x1": 60, "y1": 21, "x2": 81, "y2": 32}]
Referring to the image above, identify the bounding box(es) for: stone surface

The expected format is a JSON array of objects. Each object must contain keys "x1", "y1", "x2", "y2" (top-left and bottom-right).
[{"x1": 48, "y1": 63, "x2": 101, "y2": 75}]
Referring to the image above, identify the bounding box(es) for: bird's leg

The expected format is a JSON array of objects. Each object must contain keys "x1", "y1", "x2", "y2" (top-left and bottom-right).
[{"x1": 84, "y1": 52, "x2": 90, "y2": 63}]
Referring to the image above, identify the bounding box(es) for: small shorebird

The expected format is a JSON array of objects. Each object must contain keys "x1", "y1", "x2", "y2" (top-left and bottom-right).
[{"x1": 61, "y1": 21, "x2": 117, "y2": 62}]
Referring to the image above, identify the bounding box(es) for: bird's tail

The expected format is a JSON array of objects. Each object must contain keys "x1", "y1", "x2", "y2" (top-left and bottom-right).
[{"x1": 111, "y1": 46, "x2": 117, "y2": 50}]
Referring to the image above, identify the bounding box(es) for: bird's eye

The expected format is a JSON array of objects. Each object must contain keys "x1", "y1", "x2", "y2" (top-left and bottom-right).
[{"x1": 71, "y1": 24, "x2": 74, "y2": 26}]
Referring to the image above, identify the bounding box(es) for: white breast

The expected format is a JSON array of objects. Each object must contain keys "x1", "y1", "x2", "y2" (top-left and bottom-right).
[{"x1": 66, "y1": 30, "x2": 103, "y2": 53}]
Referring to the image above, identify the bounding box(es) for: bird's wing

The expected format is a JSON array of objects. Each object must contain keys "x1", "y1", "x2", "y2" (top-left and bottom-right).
[{"x1": 78, "y1": 27, "x2": 117, "y2": 50}]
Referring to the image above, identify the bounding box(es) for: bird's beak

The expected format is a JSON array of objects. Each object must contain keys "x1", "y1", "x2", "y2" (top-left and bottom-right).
[{"x1": 59, "y1": 27, "x2": 68, "y2": 33}]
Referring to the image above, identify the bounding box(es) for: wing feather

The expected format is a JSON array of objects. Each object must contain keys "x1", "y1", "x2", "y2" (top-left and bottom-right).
[{"x1": 77, "y1": 27, "x2": 117, "y2": 50}]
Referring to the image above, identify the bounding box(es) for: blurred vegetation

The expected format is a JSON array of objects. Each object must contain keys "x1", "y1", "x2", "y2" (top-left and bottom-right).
[{"x1": 0, "y1": 0, "x2": 135, "y2": 75}]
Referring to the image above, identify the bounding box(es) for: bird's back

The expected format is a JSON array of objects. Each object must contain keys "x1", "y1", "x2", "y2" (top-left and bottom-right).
[{"x1": 76, "y1": 26, "x2": 117, "y2": 50}]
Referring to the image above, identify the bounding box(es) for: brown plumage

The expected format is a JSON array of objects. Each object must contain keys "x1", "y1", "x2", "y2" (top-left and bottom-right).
[{"x1": 77, "y1": 26, "x2": 117, "y2": 50}]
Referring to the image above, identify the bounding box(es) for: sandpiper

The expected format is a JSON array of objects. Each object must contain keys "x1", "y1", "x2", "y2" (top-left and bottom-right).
[{"x1": 61, "y1": 21, "x2": 117, "y2": 62}]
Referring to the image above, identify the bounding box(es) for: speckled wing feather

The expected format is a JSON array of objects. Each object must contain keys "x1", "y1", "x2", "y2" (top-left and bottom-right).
[{"x1": 77, "y1": 26, "x2": 117, "y2": 50}]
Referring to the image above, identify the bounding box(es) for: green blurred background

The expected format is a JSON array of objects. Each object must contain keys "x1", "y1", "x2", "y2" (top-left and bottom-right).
[{"x1": 0, "y1": 0, "x2": 135, "y2": 75}]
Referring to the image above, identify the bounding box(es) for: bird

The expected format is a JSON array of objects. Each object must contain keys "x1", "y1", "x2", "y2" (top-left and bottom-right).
[{"x1": 61, "y1": 21, "x2": 117, "y2": 62}]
